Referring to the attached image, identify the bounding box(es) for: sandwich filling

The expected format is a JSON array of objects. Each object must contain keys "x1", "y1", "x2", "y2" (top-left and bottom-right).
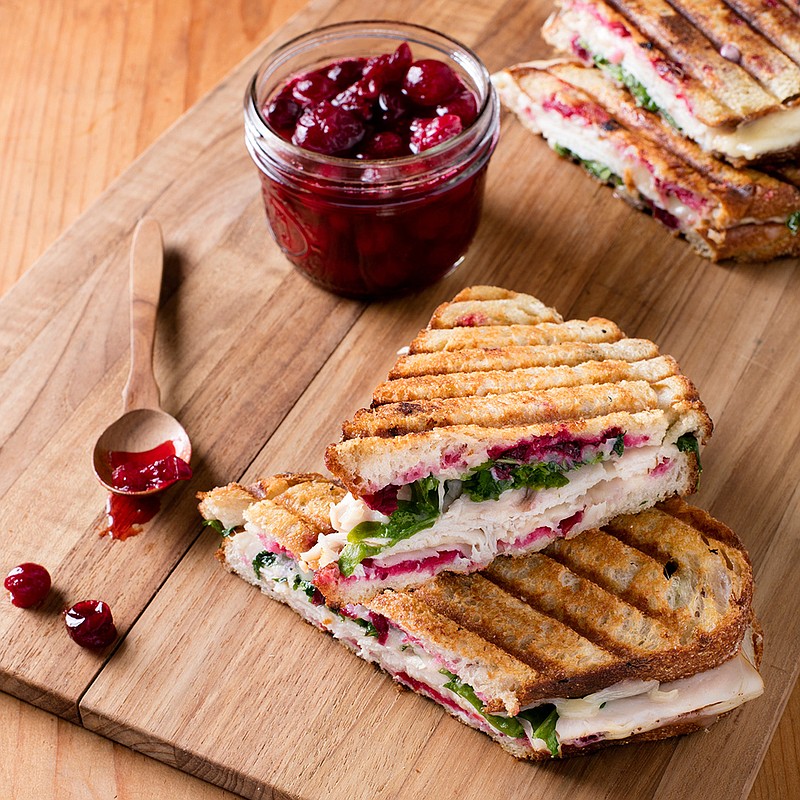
[
  {"x1": 544, "y1": 1, "x2": 800, "y2": 160},
  {"x1": 225, "y1": 527, "x2": 763, "y2": 757},
  {"x1": 303, "y1": 431, "x2": 701, "y2": 581}
]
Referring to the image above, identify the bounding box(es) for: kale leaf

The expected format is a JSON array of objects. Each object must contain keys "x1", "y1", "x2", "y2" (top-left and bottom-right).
[{"x1": 787, "y1": 210, "x2": 800, "y2": 236}]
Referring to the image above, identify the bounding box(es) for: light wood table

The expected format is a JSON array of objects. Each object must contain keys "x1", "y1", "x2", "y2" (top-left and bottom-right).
[{"x1": 1, "y1": 1, "x2": 797, "y2": 797}]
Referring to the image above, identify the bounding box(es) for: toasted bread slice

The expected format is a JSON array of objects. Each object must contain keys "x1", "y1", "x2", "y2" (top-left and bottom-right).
[
  {"x1": 327, "y1": 288, "x2": 711, "y2": 494},
  {"x1": 204, "y1": 474, "x2": 763, "y2": 760},
  {"x1": 493, "y1": 59, "x2": 800, "y2": 261},
  {"x1": 543, "y1": 0, "x2": 800, "y2": 163},
  {"x1": 317, "y1": 287, "x2": 711, "y2": 604}
]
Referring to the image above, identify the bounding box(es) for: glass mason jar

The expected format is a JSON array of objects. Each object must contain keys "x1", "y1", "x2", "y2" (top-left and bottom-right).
[{"x1": 244, "y1": 20, "x2": 499, "y2": 299}]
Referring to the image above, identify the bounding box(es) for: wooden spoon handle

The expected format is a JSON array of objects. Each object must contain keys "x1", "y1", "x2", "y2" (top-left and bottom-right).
[{"x1": 122, "y1": 217, "x2": 163, "y2": 413}]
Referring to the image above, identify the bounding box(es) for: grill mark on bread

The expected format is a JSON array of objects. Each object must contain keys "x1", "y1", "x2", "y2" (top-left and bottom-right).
[
  {"x1": 483, "y1": 554, "x2": 680, "y2": 656},
  {"x1": 346, "y1": 374, "x2": 700, "y2": 440},
  {"x1": 606, "y1": 0, "x2": 780, "y2": 117},
  {"x1": 544, "y1": 528, "x2": 688, "y2": 632},
  {"x1": 414, "y1": 572, "x2": 617, "y2": 677},
  {"x1": 272, "y1": 478, "x2": 346, "y2": 535},
  {"x1": 665, "y1": 0, "x2": 800, "y2": 102},
  {"x1": 409, "y1": 318, "x2": 623, "y2": 354},
  {"x1": 372, "y1": 356, "x2": 679, "y2": 405},
  {"x1": 344, "y1": 380, "x2": 661, "y2": 439},
  {"x1": 389, "y1": 339, "x2": 661, "y2": 379},
  {"x1": 721, "y1": 0, "x2": 800, "y2": 67}
]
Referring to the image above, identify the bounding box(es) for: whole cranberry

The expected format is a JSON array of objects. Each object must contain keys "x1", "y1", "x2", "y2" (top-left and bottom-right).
[
  {"x1": 437, "y1": 87, "x2": 478, "y2": 127},
  {"x1": 363, "y1": 41, "x2": 413, "y2": 89},
  {"x1": 327, "y1": 58, "x2": 367, "y2": 87},
  {"x1": 331, "y1": 82, "x2": 373, "y2": 120},
  {"x1": 361, "y1": 131, "x2": 406, "y2": 159},
  {"x1": 264, "y1": 89, "x2": 302, "y2": 134},
  {"x1": 292, "y1": 101, "x2": 366, "y2": 154},
  {"x1": 4, "y1": 563, "x2": 51, "y2": 608},
  {"x1": 403, "y1": 59, "x2": 460, "y2": 106},
  {"x1": 64, "y1": 600, "x2": 117, "y2": 649},
  {"x1": 378, "y1": 88, "x2": 411, "y2": 125},
  {"x1": 409, "y1": 114, "x2": 463, "y2": 153},
  {"x1": 291, "y1": 71, "x2": 337, "y2": 106}
]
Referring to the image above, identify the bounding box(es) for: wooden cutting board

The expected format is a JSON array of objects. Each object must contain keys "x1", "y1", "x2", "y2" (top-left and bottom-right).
[{"x1": 1, "y1": 0, "x2": 798, "y2": 797}]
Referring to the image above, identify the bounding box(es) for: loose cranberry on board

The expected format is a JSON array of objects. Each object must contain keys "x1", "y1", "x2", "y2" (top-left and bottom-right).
[
  {"x1": 64, "y1": 600, "x2": 118, "y2": 649},
  {"x1": 4, "y1": 563, "x2": 51, "y2": 608}
]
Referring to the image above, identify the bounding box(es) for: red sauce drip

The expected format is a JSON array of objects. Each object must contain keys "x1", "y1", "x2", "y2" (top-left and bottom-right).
[
  {"x1": 99, "y1": 492, "x2": 161, "y2": 540},
  {"x1": 107, "y1": 440, "x2": 192, "y2": 493}
]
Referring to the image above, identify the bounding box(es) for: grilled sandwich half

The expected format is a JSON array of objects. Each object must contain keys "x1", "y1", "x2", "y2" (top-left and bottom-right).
[
  {"x1": 200, "y1": 473, "x2": 763, "y2": 760},
  {"x1": 542, "y1": 0, "x2": 800, "y2": 165},
  {"x1": 493, "y1": 60, "x2": 800, "y2": 262},
  {"x1": 310, "y1": 286, "x2": 711, "y2": 606}
]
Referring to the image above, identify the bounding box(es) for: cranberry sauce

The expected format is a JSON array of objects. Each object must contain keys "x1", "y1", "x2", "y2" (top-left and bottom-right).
[
  {"x1": 98, "y1": 492, "x2": 161, "y2": 540},
  {"x1": 4, "y1": 563, "x2": 51, "y2": 608},
  {"x1": 64, "y1": 600, "x2": 117, "y2": 649},
  {"x1": 107, "y1": 440, "x2": 192, "y2": 493},
  {"x1": 264, "y1": 43, "x2": 476, "y2": 159},
  {"x1": 246, "y1": 22, "x2": 499, "y2": 298},
  {"x1": 487, "y1": 426, "x2": 625, "y2": 468}
]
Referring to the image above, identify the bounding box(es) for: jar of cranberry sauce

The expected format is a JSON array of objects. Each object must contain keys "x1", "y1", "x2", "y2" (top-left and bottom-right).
[{"x1": 244, "y1": 21, "x2": 499, "y2": 298}]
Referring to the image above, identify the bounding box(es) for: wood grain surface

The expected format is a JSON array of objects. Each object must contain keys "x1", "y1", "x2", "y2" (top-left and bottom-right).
[{"x1": 1, "y1": 0, "x2": 798, "y2": 799}]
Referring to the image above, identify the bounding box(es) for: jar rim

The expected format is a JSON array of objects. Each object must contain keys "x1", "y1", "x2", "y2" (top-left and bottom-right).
[{"x1": 244, "y1": 19, "x2": 497, "y2": 176}]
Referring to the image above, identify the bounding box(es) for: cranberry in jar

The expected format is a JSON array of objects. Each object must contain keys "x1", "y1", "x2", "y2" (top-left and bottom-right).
[{"x1": 244, "y1": 21, "x2": 499, "y2": 298}]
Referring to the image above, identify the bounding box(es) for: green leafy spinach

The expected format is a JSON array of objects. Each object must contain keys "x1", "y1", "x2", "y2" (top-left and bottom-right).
[
  {"x1": 592, "y1": 54, "x2": 659, "y2": 113},
  {"x1": 292, "y1": 574, "x2": 318, "y2": 600},
  {"x1": 338, "y1": 476, "x2": 441, "y2": 577},
  {"x1": 676, "y1": 432, "x2": 701, "y2": 472},
  {"x1": 252, "y1": 550, "x2": 277, "y2": 580},
  {"x1": 462, "y1": 460, "x2": 570, "y2": 502},
  {"x1": 553, "y1": 144, "x2": 621, "y2": 187},
  {"x1": 202, "y1": 519, "x2": 238, "y2": 538},
  {"x1": 441, "y1": 670, "x2": 560, "y2": 756}
]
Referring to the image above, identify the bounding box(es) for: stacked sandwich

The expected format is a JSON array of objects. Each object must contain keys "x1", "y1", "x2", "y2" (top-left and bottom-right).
[
  {"x1": 492, "y1": 0, "x2": 800, "y2": 261},
  {"x1": 200, "y1": 286, "x2": 763, "y2": 759}
]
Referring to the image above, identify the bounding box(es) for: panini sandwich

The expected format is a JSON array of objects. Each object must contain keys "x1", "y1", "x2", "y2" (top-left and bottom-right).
[
  {"x1": 200, "y1": 473, "x2": 763, "y2": 760},
  {"x1": 493, "y1": 60, "x2": 800, "y2": 261},
  {"x1": 542, "y1": 0, "x2": 800, "y2": 165},
  {"x1": 308, "y1": 286, "x2": 711, "y2": 606}
]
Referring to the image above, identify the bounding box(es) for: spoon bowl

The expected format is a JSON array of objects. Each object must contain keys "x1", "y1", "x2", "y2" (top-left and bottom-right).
[
  {"x1": 93, "y1": 409, "x2": 192, "y2": 495},
  {"x1": 93, "y1": 217, "x2": 192, "y2": 496}
]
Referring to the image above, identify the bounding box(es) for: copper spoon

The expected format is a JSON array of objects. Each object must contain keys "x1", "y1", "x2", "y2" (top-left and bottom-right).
[{"x1": 92, "y1": 218, "x2": 191, "y2": 495}]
